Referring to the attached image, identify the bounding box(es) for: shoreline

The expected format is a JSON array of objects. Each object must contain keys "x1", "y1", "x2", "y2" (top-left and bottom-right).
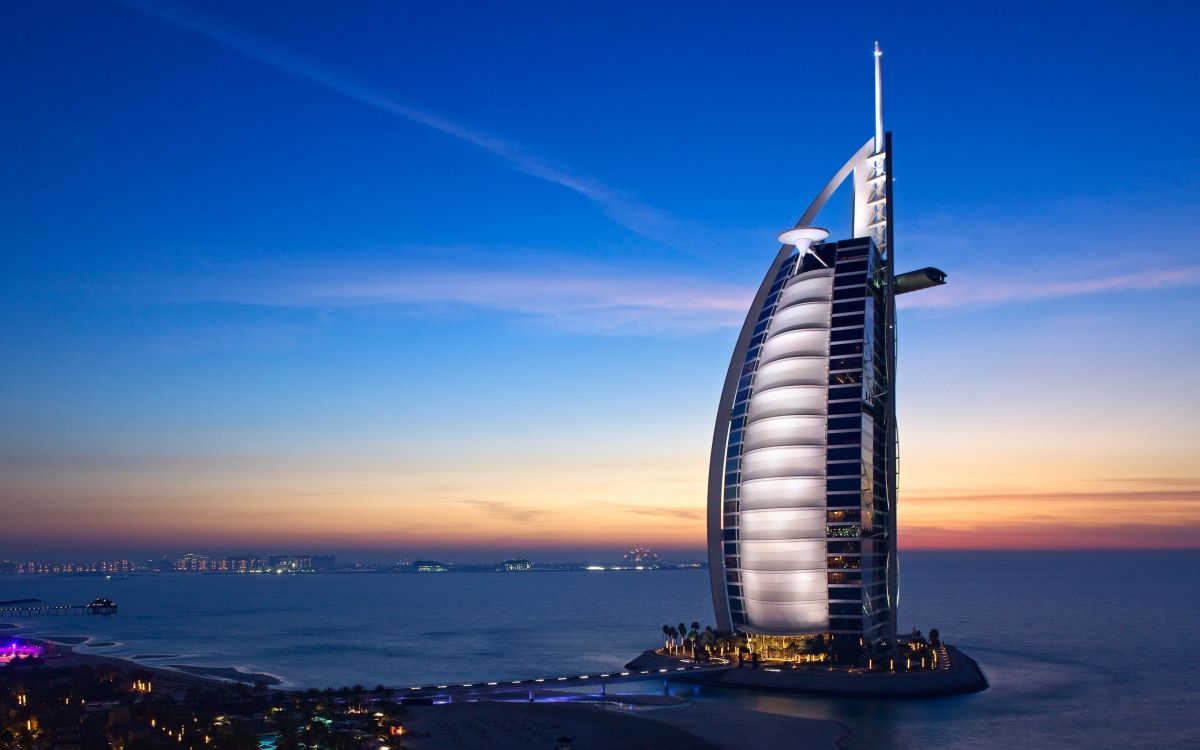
[
  {"x1": 8, "y1": 636, "x2": 847, "y2": 749},
  {"x1": 16, "y1": 636, "x2": 285, "y2": 689}
]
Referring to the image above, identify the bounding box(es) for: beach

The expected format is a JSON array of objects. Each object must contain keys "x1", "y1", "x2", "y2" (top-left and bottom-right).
[{"x1": 12, "y1": 636, "x2": 845, "y2": 749}]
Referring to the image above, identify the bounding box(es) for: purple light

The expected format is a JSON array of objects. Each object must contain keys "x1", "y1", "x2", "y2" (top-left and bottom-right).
[{"x1": 1, "y1": 640, "x2": 44, "y2": 665}]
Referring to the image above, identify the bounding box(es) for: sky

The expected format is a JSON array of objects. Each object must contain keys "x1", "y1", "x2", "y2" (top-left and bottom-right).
[{"x1": 1, "y1": 1, "x2": 1198, "y2": 562}]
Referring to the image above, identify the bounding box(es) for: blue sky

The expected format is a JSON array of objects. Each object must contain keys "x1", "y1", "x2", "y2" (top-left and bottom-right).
[{"x1": 1, "y1": 1, "x2": 1197, "y2": 561}]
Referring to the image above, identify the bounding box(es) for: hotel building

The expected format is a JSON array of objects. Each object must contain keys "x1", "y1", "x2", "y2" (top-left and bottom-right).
[{"x1": 706, "y1": 45, "x2": 945, "y2": 647}]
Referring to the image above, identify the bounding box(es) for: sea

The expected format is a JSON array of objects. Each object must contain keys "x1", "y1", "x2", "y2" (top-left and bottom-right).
[{"x1": 2, "y1": 551, "x2": 1197, "y2": 749}]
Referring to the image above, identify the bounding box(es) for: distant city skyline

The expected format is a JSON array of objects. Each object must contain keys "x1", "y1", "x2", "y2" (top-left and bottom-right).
[
  {"x1": 2, "y1": 1, "x2": 1198, "y2": 560},
  {"x1": 0, "y1": 545, "x2": 697, "y2": 570}
]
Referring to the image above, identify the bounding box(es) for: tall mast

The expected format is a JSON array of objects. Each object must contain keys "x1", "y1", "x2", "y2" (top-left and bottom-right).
[{"x1": 874, "y1": 41, "x2": 884, "y2": 155}]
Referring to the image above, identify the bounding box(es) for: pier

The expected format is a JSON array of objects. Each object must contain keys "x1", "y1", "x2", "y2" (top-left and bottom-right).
[{"x1": 0, "y1": 597, "x2": 117, "y2": 617}]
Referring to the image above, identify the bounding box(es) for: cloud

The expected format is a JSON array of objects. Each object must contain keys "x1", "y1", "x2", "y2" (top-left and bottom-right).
[
  {"x1": 454, "y1": 499, "x2": 550, "y2": 524},
  {"x1": 114, "y1": 0, "x2": 695, "y2": 248},
  {"x1": 178, "y1": 256, "x2": 1200, "y2": 334},
  {"x1": 899, "y1": 265, "x2": 1200, "y2": 310},
  {"x1": 170, "y1": 264, "x2": 753, "y2": 334}
]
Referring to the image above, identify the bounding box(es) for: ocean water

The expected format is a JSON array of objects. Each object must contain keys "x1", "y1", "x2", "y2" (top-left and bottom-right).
[{"x1": 3, "y1": 551, "x2": 1198, "y2": 749}]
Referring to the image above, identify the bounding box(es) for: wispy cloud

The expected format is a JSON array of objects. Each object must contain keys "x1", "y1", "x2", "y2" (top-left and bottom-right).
[
  {"x1": 899, "y1": 265, "x2": 1200, "y2": 310},
  {"x1": 168, "y1": 264, "x2": 752, "y2": 334},
  {"x1": 454, "y1": 500, "x2": 549, "y2": 524},
  {"x1": 115, "y1": 0, "x2": 695, "y2": 248},
  {"x1": 175, "y1": 257, "x2": 1200, "y2": 333}
]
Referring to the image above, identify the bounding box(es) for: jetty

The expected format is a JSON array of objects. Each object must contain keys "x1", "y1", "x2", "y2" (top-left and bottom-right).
[{"x1": 0, "y1": 597, "x2": 117, "y2": 617}]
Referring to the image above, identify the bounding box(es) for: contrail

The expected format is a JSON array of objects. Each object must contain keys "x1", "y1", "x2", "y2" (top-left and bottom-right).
[{"x1": 114, "y1": 0, "x2": 687, "y2": 245}]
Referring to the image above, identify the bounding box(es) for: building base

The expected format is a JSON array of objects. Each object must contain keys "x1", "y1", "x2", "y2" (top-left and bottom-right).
[{"x1": 625, "y1": 645, "x2": 988, "y2": 698}]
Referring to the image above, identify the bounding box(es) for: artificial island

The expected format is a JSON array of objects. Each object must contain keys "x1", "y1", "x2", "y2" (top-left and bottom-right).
[{"x1": 628, "y1": 43, "x2": 986, "y2": 697}]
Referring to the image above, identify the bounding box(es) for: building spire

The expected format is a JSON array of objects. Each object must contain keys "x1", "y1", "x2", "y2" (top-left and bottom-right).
[{"x1": 874, "y1": 42, "x2": 884, "y2": 155}]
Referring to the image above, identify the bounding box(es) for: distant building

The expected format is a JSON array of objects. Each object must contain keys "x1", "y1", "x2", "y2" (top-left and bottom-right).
[
  {"x1": 222, "y1": 556, "x2": 263, "y2": 573},
  {"x1": 2, "y1": 559, "x2": 137, "y2": 575},
  {"x1": 502, "y1": 558, "x2": 532, "y2": 571},
  {"x1": 175, "y1": 553, "x2": 212, "y2": 572},
  {"x1": 264, "y1": 555, "x2": 332, "y2": 572},
  {"x1": 412, "y1": 560, "x2": 448, "y2": 573}
]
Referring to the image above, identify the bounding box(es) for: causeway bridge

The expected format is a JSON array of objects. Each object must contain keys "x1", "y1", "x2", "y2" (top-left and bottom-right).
[{"x1": 395, "y1": 661, "x2": 729, "y2": 703}]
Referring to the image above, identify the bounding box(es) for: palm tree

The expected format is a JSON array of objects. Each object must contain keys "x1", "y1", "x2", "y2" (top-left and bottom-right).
[
  {"x1": 785, "y1": 640, "x2": 802, "y2": 662},
  {"x1": 668, "y1": 626, "x2": 679, "y2": 653},
  {"x1": 662, "y1": 624, "x2": 672, "y2": 651}
]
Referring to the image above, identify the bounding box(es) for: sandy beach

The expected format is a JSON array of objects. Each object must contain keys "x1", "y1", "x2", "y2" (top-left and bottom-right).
[{"x1": 17, "y1": 637, "x2": 281, "y2": 692}]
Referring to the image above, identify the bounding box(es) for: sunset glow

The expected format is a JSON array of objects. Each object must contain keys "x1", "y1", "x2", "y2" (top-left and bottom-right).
[{"x1": 2, "y1": 3, "x2": 1197, "y2": 561}]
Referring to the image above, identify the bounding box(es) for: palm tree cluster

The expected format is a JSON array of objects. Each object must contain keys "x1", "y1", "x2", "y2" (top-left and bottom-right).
[{"x1": 660, "y1": 622, "x2": 744, "y2": 660}]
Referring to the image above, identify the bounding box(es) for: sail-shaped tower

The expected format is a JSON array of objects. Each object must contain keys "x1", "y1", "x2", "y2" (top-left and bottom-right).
[{"x1": 706, "y1": 44, "x2": 945, "y2": 648}]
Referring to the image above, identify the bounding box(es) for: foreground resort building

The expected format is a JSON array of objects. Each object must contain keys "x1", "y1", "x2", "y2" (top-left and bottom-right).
[{"x1": 706, "y1": 45, "x2": 945, "y2": 650}]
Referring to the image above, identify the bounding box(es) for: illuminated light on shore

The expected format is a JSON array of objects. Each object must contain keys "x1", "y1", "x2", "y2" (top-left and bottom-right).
[{"x1": 585, "y1": 566, "x2": 605, "y2": 571}]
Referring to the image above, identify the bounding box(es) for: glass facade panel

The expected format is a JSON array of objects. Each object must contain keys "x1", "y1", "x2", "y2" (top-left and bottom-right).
[{"x1": 712, "y1": 232, "x2": 896, "y2": 644}]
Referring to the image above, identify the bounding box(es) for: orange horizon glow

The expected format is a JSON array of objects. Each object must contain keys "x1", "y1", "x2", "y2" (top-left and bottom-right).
[{"x1": 6, "y1": 448, "x2": 1199, "y2": 557}]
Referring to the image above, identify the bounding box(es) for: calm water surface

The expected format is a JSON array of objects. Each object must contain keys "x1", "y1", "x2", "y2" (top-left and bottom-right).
[{"x1": 3, "y1": 551, "x2": 1197, "y2": 749}]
